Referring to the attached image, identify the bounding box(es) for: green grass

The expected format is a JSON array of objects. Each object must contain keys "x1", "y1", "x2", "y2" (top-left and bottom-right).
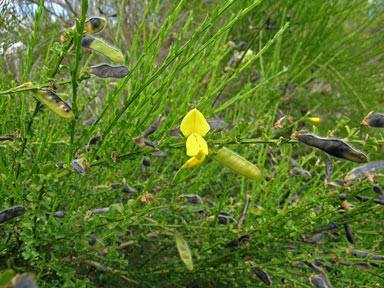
[{"x1": 0, "y1": 0, "x2": 384, "y2": 287}]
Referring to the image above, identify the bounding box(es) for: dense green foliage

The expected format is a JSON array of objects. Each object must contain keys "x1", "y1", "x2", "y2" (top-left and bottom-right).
[{"x1": 1, "y1": 0, "x2": 383, "y2": 287}]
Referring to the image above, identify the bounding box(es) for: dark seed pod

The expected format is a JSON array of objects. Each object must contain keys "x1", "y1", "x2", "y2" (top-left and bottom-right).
[
  {"x1": 208, "y1": 120, "x2": 226, "y2": 132},
  {"x1": 301, "y1": 232, "x2": 325, "y2": 243},
  {"x1": 81, "y1": 35, "x2": 124, "y2": 63},
  {"x1": 345, "y1": 161, "x2": 384, "y2": 180},
  {"x1": 89, "y1": 64, "x2": 129, "y2": 78},
  {"x1": 88, "y1": 135, "x2": 102, "y2": 146},
  {"x1": 89, "y1": 236, "x2": 97, "y2": 246},
  {"x1": 0, "y1": 205, "x2": 26, "y2": 224},
  {"x1": 143, "y1": 139, "x2": 157, "y2": 148},
  {"x1": 355, "y1": 195, "x2": 384, "y2": 205},
  {"x1": 279, "y1": 189, "x2": 291, "y2": 205},
  {"x1": 218, "y1": 215, "x2": 237, "y2": 224},
  {"x1": 309, "y1": 275, "x2": 331, "y2": 288},
  {"x1": 346, "y1": 249, "x2": 384, "y2": 261},
  {"x1": 12, "y1": 273, "x2": 38, "y2": 288},
  {"x1": 352, "y1": 262, "x2": 371, "y2": 271},
  {"x1": 143, "y1": 116, "x2": 166, "y2": 138},
  {"x1": 372, "y1": 184, "x2": 384, "y2": 198},
  {"x1": 297, "y1": 134, "x2": 368, "y2": 163},
  {"x1": 177, "y1": 194, "x2": 204, "y2": 205},
  {"x1": 367, "y1": 113, "x2": 384, "y2": 128},
  {"x1": 70, "y1": 159, "x2": 86, "y2": 175},
  {"x1": 33, "y1": 89, "x2": 74, "y2": 119},
  {"x1": 313, "y1": 222, "x2": 338, "y2": 233},
  {"x1": 313, "y1": 260, "x2": 340, "y2": 274},
  {"x1": 0, "y1": 135, "x2": 14, "y2": 141},
  {"x1": 253, "y1": 268, "x2": 273, "y2": 286},
  {"x1": 325, "y1": 155, "x2": 333, "y2": 181},
  {"x1": 122, "y1": 185, "x2": 138, "y2": 194},
  {"x1": 225, "y1": 234, "x2": 250, "y2": 248},
  {"x1": 46, "y1": 211, "x2": 66, "y2": 218},
  {"x1": 290, "y1": 167, "x2": 312, "y2": 177},
  {"x1": 142, "y1": 158, "x2": 150, "y2": 167},
  {"x1": 110, "y1": 183, "x2": 122, "y2": 189},
  {"x1": 92, "y1": 208, "x2": 109, "y2": 214},
  {"x1": 343, "y1": 223, "x2": 356, "y2": 244}
]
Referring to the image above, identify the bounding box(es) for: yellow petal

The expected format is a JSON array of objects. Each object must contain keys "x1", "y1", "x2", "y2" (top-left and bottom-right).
[
  {"x1": 182, "y1": 154, "x2": 206, "y2": 168},
  {"x1": 180, "y1": 108, "x2": 210, "y2": 137},
  {"x1": 186, "y1": 133, "x2": 208, "y2": 157},
  {"x1": 309, "y1": 117, "x2": 321, "y2": 123}
]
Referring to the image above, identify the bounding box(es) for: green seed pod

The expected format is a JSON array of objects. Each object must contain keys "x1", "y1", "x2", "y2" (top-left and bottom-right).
[
  {"x1": 84, "y1": 17, "x2": 106, "y2": 34},
  {"x1": 212, "y1": 147, "x2": 260, "y2": 180},
  {"x1": 175, "y1": 232, "x2": 193, "y2": 271},
  {"x1": 33, "y1": 89, "x2": 74, "y2": 119},
  {"x1": 297, "y1": 134, "x2": 368, "y2": 163},
  {"x1": 81, "y1": 35, "x2": 124, "y2": 63},
  {"x1": 89, "y1": 64, "x2": 129, "y2": 78}
]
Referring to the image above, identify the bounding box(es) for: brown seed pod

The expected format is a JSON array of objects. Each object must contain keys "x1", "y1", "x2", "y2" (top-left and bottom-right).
[
  {"x1": 345, "y1": 161, "x2": 384, "y2": 180},
  {"x1": 89, "y1": 64, "x2": 129, "y2": 78},
  {"x1": 0, "y1": 205, "x2": 26, "y2": 224},
  {"x1": 297, "y1": 134, "x2": 368, "y2": 163}
]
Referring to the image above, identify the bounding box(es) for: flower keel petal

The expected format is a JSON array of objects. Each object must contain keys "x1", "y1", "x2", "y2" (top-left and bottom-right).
[{"x1": 182, "y1": 154, "x2": 206, "y2": 168}]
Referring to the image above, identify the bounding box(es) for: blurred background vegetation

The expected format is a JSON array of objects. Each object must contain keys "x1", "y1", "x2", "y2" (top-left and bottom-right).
[{"x1": 0, "y1": 0, "x2": 383, "y2": 287}]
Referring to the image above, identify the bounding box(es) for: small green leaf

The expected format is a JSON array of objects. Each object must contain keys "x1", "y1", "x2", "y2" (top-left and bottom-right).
[
  {"x1": 175, "y1": 232, "x2": 193, "y2": 271},
  {"x1": 0, "y1": 269, "x2": 15, "y2": 287}
]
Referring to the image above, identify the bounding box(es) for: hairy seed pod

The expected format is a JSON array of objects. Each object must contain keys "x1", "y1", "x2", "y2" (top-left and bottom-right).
[
  {"x1": 253, "y1": 268, "x2": 273, "y2": 286},
  {"x1": 0, "y1": 205, "x2": 26, "y2": 224},
  {"x1": 212, "y1": 147, "x2": 260, "y2": 179},
  {"x1": 33, "y1": 89, "x2": 74, "y2": 119},
  {"x1": 345, "y1": 161, "x2": 384, "y2": 180},
  {"x1": 84, "y1": 17, "x2": 106, "y2": 34},
  {"x1": 218, "y1": 215, "x2": 237, "y2": 224},
  {"x1": 367, "y1": 113, "x2": 384, "y2": 128},
  {"x1": 82, "y1": 35, "x2": 124, "y2": 63},
  {"x1": 89, "y1": 64, "x2": 129, "y2": 78},
  {"x1": 297, "y1": 134, "x2": 368, "y2": 163}
]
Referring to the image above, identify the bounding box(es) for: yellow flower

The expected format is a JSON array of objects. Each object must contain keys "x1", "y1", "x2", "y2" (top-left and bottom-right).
[{"x1": 180, "y1": 108, "x2": 210, "y2": 168}]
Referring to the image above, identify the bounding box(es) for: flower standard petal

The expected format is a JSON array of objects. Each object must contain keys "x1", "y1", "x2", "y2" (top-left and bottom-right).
[
  {"x1": 182, "y1": 154, "x2": 206, "y2": 168},
  {"x1": 180, "y1": 108, "x2": 210, "y2": 137}
]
